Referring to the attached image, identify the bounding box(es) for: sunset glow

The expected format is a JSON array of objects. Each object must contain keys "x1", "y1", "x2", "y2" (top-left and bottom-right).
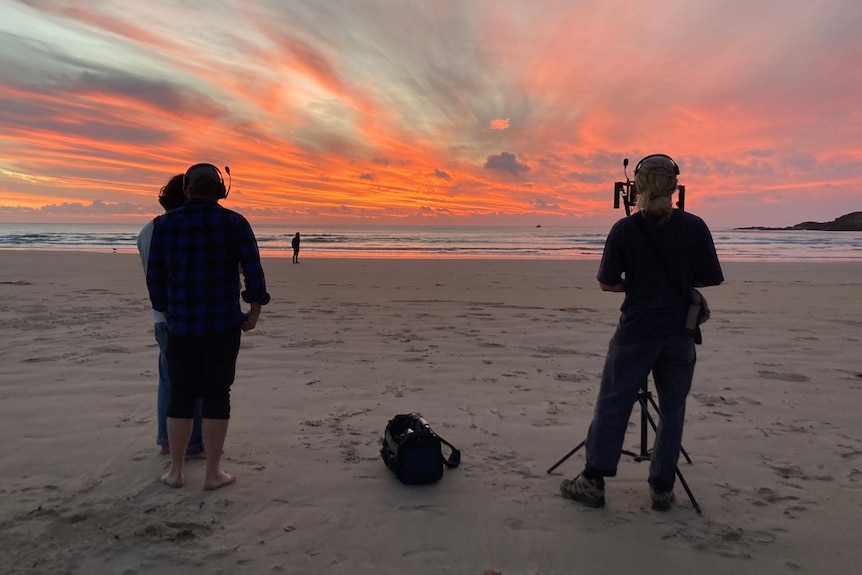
[{"x1": 1, "y1": 0, "x2": 860, "y2": 228}]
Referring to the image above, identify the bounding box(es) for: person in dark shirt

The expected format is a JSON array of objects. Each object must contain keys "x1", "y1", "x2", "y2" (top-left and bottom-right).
[
  {"x1": 137, "y1": 174, "x2": 203, "y2": 459},
  {"x1": 560, "y1": 154, "x2": 723, "y2": 510},
  {"x1": 147, "y1": 163, "x2": 270, "y2": 490},
  {"x1": 291, "y1": 232, "x2": 301, "y2": 263}
]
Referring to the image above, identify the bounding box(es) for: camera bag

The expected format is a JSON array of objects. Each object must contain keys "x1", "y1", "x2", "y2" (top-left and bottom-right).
[{"x1": 380, "y1": 413, "x2": 461, "y2": 484}]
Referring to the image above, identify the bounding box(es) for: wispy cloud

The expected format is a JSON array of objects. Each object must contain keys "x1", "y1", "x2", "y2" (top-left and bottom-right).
[{"x1": 1, "y1": 0, "x2": 860, "y2": 227}]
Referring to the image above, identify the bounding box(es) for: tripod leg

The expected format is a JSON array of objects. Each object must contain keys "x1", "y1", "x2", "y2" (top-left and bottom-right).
[
  {"x1": 639, "y1": 396, "x2": 650, "y2": 458},
  {"x1": 674, "y1": 465, "x2": 702, "y2": 514},
  {"x1": 679, "y1": 445, "x2": 693, "y2": 465},
  {"x1": 546, "y1": 439, "x2": 585, "y2": 474}
]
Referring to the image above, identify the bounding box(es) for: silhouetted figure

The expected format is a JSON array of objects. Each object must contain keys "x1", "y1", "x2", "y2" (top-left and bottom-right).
[
  {"x1": 559, "y1": 154, "x2": 723, "y2": 511},
  {"x1": 147, "y1": 163, "x2": 270, "y2": 490},
  {"x1": 137, "y1": 174, "x2": 203, "y2": 459},
  {"x1": 292, "y1": 232, "x2": 301, "y2": 263}
]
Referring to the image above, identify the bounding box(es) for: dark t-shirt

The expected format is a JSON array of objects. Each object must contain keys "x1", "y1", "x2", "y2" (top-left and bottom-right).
[{"x1": 597, "y1": 209, "x2": 724, "y2": 344}]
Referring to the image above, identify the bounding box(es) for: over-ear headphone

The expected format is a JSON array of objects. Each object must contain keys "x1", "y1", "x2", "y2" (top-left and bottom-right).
[
  {"x1": 634, "y1": 154, "x2": 679, "y2": 177},
  {"x1": 183, "y1": 163, "x2": 230, "y2": 199}
]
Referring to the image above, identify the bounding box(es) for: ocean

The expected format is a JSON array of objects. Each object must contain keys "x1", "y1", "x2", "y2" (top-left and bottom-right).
[{"x1": 0, "y1": 222, "x2": 860, "y2": 262}]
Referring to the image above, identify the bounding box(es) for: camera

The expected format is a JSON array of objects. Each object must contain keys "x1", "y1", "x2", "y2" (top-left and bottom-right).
[{"x1": 613, "y1": 158, "x2": 685, "y2": 215}]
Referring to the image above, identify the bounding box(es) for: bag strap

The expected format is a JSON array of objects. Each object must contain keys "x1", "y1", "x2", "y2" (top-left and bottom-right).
[
  {"x1": 633, "y1": 215, "x2": 691, "y2": 304},
  {"x1": 441, "y1": 440, "x2": 461, "y2": 468},
  {"x1": 412, "y1": 414, "x2": 461, "y2": 468},
  {"x1": 432, "y1": 431, "x2": 461, "y2": 468}
]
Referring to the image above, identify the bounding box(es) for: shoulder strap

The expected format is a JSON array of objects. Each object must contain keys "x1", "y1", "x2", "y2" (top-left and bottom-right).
[
  {"x1": 432, "y1": 431, "x2": 461, "y2": 468},
  {"x1": 633, "y1": 215, "x2": 690, "y2": 304}
]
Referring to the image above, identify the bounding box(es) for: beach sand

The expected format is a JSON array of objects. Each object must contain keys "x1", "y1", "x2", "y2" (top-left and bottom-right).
[{"x1": 0, "y1": 251, "x2": 860, "y2": 574}]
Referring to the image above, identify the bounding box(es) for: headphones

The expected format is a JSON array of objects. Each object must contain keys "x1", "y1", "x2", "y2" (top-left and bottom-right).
[
  {"x1": 183, "y1": 163, "x2": 231, "y2": 199},
  {"x1": 634, "y1": 154, "x2": 679, "y2": 177}
]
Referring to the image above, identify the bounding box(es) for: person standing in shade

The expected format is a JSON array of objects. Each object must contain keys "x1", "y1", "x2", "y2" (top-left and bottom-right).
[
  {"x1": 291, "y1": 232, "x2": 301, "y2": 263},
  {"x1": 136, "y1": 174, "x2": 204, "y2": 459},
  {"x1": 560, "y1": 154, "x2": 723, "y2": 510},
  {"x1": 147, "y1": 163, "x2": 270, "y2": 490}
]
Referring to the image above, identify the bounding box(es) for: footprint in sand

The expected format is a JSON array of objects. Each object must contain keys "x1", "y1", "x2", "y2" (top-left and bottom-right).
[{"x1": 757, "y1": 370, "x2": 810, "y2": 382}]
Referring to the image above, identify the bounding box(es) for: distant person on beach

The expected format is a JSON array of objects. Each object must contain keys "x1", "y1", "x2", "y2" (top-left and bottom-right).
[
  {"x1": 292, "y1": 232, "x2": 301, "y2": 263},
  {"x1": 147, "y1": 163, "x2": 270, "y2": 490},
  {"x1": 136, "y1": 174, "x2": 204, "y2": 459},
  {"x1": 560, "y1": 154, "x2": 723, "y2": 510}
]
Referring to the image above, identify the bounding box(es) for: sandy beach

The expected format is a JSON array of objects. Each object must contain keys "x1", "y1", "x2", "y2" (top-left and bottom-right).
[{"x1": 0, "y1": 251, "x2": 860, "y2": 574}]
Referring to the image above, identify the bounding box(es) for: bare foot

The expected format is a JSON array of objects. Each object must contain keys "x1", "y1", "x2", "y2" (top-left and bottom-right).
[
  {"x1": 185, "y1": 450, "x2": 206, "y2": 461},
  {"x1": 160, "y1": 470, "x2": 184, "y2": 488},
  {"x1": 203, "y1": 470, "x2": 235, "y2": 491},
  {"x1": 159, "y1": 445, "x2": 170, "y2": 455}
]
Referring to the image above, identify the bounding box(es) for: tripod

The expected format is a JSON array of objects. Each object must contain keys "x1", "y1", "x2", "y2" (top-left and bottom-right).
[{"x1": 547, "y1": 380, "x2": 701, "y2": 514}]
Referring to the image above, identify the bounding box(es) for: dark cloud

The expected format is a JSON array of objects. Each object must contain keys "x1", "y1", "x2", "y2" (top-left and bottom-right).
[
  {"x1": 358, "y1": 173, "x2": 375, "y2": 181},
  {"x1": 565, "y1": 170, "x2": 607, "y2": 184},
  {"x1": 484, "y1": 152, "x2": 530, "y2": 176},
  {"x1": 417, "y1": 205, "x2": 454, "y2": 216},
  {"x1": 21, "y1": 200, "x2": 150, "y2": 215},
  {"x1": 530, "y1": 197, "x2": 560, "y2": 210},
  {"x1": 783, "y1": 153, "x2": 818, "y2": 171},
  {"x1": 0, "y1": 103, "x2": 172, "y2": 147},
  {"x1": 747, "y1": 149, "x2": 774, "y2": 158},
  {"x1": 1, "y1": 31, "x2": 206, "y2": 114},
  {"x1": 0, "y1": 32, "x2": 225, "y2": 152},
  {"x1": 73, "y1": 70, "x2": 206, "y2": 114},
  {"x1": 433, "y1": 168, "x2": 451, "y2": 179}
]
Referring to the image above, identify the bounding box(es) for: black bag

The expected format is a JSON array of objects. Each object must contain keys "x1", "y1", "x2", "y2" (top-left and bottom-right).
[
  {"x1": 684, "y1": 288, "x2": 710, "y2": 341},
  {"x1": 380, "y1": 413, "x2": 461, "y2": 484}
]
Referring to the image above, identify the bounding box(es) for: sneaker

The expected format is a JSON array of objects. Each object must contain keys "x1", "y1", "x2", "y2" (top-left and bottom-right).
[
  {"x1": 560, "y1": 473, "x2": 605, "y2": 507},
  {"x1": 649, "y1": 486, "x2": 675, "y2": 511}
]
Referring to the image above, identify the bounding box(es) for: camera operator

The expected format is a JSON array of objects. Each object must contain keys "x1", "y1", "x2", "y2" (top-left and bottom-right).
[{"x1": 560, "y1": 154, "x2": 723, "y2": 510}]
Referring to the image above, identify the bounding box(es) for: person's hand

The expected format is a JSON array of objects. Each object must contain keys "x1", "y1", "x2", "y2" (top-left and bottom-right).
[{"x1": 241, "y1": 306, "x2": 261, "y2": 332}]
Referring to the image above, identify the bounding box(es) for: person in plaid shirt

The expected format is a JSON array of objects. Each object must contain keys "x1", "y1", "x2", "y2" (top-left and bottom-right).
[{"x1": 147, "y1": 163, "x2": 270, "y2": 490}]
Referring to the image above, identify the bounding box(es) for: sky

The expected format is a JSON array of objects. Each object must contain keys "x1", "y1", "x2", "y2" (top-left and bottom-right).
[{"x1": 1, "y1": 0, "x2": 860, "y2": 229}]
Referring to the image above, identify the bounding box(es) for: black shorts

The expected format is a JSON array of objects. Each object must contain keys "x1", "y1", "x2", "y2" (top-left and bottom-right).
[{"x1": 166, "y1": 329, "x2": 241, "y2": 419}]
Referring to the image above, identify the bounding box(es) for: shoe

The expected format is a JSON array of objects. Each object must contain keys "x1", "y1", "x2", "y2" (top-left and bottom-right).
[
  {"x1": 650, "y1": 486, "x2": 675, "y2": 511},
  {"x1": 560, "y1": 473, "x2": 605, "y2": 507}
]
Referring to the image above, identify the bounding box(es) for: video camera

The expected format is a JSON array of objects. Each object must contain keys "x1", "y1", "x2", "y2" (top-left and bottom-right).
[{"x1": 613, "y1": 157, "x2": 686, "y2": 216}]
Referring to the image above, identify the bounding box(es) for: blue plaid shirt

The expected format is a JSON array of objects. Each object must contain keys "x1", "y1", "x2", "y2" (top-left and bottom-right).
[{"x1": 146, "y1": 198, "x2": 270, "y2": 336}]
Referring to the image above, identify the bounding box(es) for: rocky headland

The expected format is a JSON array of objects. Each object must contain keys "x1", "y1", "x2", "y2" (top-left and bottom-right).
[{"x1": 739, "y1": 211, "x2": 862, "y2": 231}]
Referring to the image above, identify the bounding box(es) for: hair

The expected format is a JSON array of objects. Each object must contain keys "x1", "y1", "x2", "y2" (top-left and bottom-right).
[
  {"x1": 158, "y1": 174, "x2": 186, "y2": 211},
  {"x1": 635, "y1": 170, "x2": 677, "y2": 220},
  {"x1": 186, "y1": 176, "x2": 224, "y2": 200}
]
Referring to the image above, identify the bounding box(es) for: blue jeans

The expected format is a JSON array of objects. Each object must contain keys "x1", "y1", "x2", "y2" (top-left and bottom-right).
[
  {"x1": 584, "y1": 335, "x2": 696, "y2": 491},
  {"x1": 155, "y1": 322, "x2": 203, "y2": 454}
]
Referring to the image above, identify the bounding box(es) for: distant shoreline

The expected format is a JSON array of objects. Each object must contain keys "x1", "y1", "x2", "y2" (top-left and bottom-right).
[{"x1": 737, "y1": 211, "x2": 862, "y2": 231}]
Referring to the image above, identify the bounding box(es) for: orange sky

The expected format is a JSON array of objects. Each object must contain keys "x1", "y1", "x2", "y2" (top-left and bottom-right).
[{"x1": 1, "y1": 1, "x2": 861, "y2": 228}]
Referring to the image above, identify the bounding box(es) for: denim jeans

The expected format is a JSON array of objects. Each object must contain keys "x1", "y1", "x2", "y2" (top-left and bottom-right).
[
  {"x1": 155, "y1": 322, "x2": 203, "y2": 454},
  {"x1": 584, "y1": 335, "x2": 696, "y2": 492}
]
